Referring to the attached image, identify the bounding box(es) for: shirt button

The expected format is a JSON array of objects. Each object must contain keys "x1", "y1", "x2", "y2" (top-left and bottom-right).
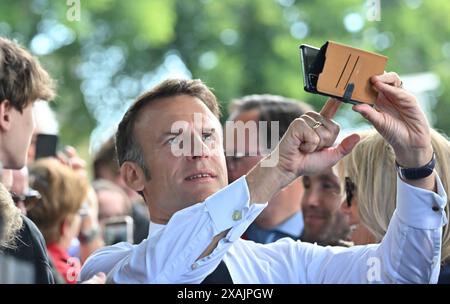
[
  {"x1": 191, "y1": 263, "x2": 198, "y2": 270},
  {"x1": 232, "y1": 210, "x2": 242, "y2": 221},
  {"x1": 432, "y1": 205, "x2": 441, "y2": 212}
]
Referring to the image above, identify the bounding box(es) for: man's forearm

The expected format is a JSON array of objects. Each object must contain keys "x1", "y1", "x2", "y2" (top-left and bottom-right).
[{"x1": 246, "y1": 155, "x2": 295, "y2": 204}]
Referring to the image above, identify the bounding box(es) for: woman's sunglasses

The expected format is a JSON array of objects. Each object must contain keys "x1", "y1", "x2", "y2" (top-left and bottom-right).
[
  {"x1": 10, "y1": 188, "x2": 41, "y2": 211},
  {"x1": 345, "y1": 177, "x2": 356, "y2": 207}
]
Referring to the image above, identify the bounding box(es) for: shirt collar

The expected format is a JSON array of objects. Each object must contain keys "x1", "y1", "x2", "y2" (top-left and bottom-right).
[
  {"x1": 274, "y1": 211, "x2": 304, "y2": 237},
  {"x1": 149, "y1": 221, "x2": 166, "y2": 238}
]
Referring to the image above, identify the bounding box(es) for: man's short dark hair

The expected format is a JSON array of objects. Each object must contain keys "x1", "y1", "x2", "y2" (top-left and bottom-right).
[
  {"x1": 116, "y1": 78, "x2": 220, "y2": 178},
  {"x1": 93, "y1": 136, "x2": 120, "y2": 180},
  {"x1": 228, "y1": 94, "x2": 313, "y2": 147},
  {"x1": 0, "y1": 37, "x2": 55, "y2": 111}
]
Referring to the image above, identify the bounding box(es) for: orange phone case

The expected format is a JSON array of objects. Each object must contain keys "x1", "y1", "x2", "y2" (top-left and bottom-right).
[{"x1": 316, "y1": 41, "x2": 388, "y2": 104}]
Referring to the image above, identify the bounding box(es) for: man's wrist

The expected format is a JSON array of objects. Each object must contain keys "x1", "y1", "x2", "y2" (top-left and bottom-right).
[
  {"x1": 269, "y1": 148, "x2": 299, "y2": 188},
  {"x1": 274, "y1": 162, "x2": 297, "y2": 189},
  {"x1": 396, "y1": 152, "x2": 436, "y2": 180},
  {"x1": 394, "y1": 146, "x2": 434, "y2": 168},
  {"x1": 247, "y1": 154, "x2": 295, "y2": 204}
]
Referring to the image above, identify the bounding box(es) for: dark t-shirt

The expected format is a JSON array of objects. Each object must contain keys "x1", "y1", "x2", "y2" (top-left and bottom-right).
[
  {"x1": 3, "y1": 216, "x2": 56, "y2": 284},
  {"x1": 131, "y1": 203, "x2": 149, "y2": 244},
  {"x1": 438, "y1": 263, "x2": 450, "y2": 284}
]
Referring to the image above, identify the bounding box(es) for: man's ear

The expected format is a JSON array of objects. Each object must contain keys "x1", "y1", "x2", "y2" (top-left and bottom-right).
[
  {"x1": 120, "y1": 161, "x2": 146, "y2": 192},
  {"x1": 0, "y1": 100, "x2": 12, "y2": 131}
]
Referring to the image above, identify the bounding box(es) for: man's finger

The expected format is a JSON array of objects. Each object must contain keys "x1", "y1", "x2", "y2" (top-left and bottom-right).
[
  {"x1": 373, "y1": 81, "x2": 409, "y2": 101},
  {"x1": 371, "y1": 72, "x2": 401, "y2": 87},
  {"x1": 303, "y1": 133, "x2": 361, "y2": 175},
  {"x1": 303, "y1": 112, "x2": 339, "y2": 149},
  {"x1": 316, "y1": 133, "x2": 361, "y2": 167},
  {"x1": 320, "y1": 98, "x2": 341, "y2": 119},
  {"x1": 63, "y1": 146, "x2": 77, "y2": 157},
  {"x1": 337, "y1": 133, "x2": 361, "y2": 156},
  {"x1": 352, "y1": 103, "x2": 384, "y2": 130},
  {"x1": 305, "y1": 112, "x2": 339, "y2": 132},
  {"x1": 292, "y1": 118, "x2": 321, "y2": 153}
]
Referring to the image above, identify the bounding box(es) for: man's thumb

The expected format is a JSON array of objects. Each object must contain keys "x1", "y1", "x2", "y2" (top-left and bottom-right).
[{"x1": 336, "y1": 133, "x2": 360, "y2": 157}]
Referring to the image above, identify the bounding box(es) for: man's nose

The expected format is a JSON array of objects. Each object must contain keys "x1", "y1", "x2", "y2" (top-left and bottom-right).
[
  {"x1": 303, "y1": 190, "x2": 320, "y2": 207},
  {"x1": 187, "y1": 132, "x2": 211, "y2": 160}
]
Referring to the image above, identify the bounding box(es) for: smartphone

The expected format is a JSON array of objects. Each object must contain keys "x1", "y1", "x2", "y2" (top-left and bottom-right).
[
  {"x1": 102, "y1": 216, "x2": 134, "y2": 245},
  {"x1": 299, "y1": 44, "x2": 321, "y2": 93},
  {"x1": 35, "y1": 134, "x2": 58, "y2": 160}
]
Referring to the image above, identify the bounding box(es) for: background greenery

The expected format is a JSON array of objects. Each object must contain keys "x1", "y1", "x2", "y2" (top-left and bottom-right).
[{"x1": 1, "y1": 0, "x2": 449, "y2": 163}]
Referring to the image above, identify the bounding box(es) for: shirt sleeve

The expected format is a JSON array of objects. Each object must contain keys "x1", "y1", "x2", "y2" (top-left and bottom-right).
[
  {"x1": 80, "y1": 176, "x2": 266, "y2": 283},
  {"x1": 299, "y1": 173, "x2": 448, "y2": 283}
]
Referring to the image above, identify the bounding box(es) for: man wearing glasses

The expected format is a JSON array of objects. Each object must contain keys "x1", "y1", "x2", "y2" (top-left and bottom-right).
[{"x1": 9, "y1": 168, "x2": 41, "y2": 216}]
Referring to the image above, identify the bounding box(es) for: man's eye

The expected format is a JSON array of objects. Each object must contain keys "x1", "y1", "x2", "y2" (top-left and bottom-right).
[
  {"x1": 302, "y1": 178, "x2": 311, "y2": 189},
  {"x1": 202, "y1": 133, "x2": 213, "y2": 141},
  {"x1": 321, "y1": 182, "x2": 340, "y2": 193},
  {"x1": 167, "y1": 136, "x2": 181, "y2": 145}
]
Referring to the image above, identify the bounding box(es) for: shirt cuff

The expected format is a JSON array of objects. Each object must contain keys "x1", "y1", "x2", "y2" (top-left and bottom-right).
[
  {"x1": 396, "y1": 172, "x2": 448, "y2": 229},
  {"x1": 204, "y1": 175, "x2": 266, "y2": 240}
]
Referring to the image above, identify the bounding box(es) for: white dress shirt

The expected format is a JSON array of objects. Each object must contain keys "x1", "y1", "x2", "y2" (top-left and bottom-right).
[{"x1": 80, "y1": 174, "x2": 448, "y2": 283}]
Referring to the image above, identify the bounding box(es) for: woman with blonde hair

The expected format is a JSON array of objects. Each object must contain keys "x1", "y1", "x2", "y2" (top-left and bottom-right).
[{"x1": 337, "y1": 128, "x2": 450, "y2": 283}]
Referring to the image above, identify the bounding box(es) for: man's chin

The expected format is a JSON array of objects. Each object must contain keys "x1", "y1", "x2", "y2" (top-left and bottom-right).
[
  {"x1": 185, "y1": 186, "x2": 224, "y2": 203},
  {"x1": 5, "y1": 159, "x2": 26, "y2": 170},
  {"x1": 302, "y1": 228, "x2": 325, "y2": 243}
]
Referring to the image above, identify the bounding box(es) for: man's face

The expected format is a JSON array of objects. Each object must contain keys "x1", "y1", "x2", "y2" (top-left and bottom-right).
[
  {"x1": 97, "y1": 189, "x2": 130, "y2": 221},
  {"x1": 225, "y1": 110, "x2": 263, "y2": 183},
  {"x1": 134, "y1": 95, "x2": 227, "y2": 222},
  {"x1": 301, "y1": 168, "x2": 348, "y2": 243},
  {"x1": 4, "y1": 104, "x2": 35, "y2": 169}
]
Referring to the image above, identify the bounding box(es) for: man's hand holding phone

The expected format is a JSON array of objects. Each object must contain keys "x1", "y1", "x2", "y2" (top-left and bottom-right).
[
  {"x1": 352, "y1": 72, "x2": 435, "y2": 191},
  {"x1": 56, "y1": 146, "x2": 87, "y2": 178}
]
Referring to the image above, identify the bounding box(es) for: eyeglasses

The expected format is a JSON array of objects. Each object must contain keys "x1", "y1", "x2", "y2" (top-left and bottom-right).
[
  {"x1": 10, "y1": 188, "x2": 42, "y2": 211},
  {"x1": 344, "y1": 177, "x2": 356, "y2": 207}
]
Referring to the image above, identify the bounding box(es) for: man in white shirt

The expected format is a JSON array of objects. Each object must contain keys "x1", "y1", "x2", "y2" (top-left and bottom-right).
[{"x1": 81, "y1": 74, "x2": 447, "y2": 283}]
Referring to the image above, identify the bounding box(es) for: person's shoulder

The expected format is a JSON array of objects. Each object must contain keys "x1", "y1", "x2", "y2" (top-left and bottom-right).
[
  {"x1": 4, "y1": 216, "x2": 43, "y2": 253},
  {"x1": 21, "y1": 216, "x2": 41, "y2": 236},
  {"x1": 4, "y1": 215, "x2": 56, "y2": 283},
  {"x1": 21, "y1": 216, "x2": 49, "y2": 249},
  {"x1": 90, "y1": 240, "x2": 137, "y2": 258},
  {"x1": 80, "y1": 241, "x2": 138, "y2": 282}
]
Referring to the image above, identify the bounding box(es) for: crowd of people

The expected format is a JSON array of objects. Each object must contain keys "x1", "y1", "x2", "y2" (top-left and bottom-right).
[{"x1": 0, "y1": 35, "x2": 449, "y2": 284}]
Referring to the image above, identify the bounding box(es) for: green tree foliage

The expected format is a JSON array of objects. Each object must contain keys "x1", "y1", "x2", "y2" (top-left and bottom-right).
[{"x1": 0, "y1": 0, "x2": 449, "y2": 158}]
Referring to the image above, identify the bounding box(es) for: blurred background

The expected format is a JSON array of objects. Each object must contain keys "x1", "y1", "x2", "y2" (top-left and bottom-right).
[{"x1": 1, "y1": 0, "x2": 449, "y2": 166}]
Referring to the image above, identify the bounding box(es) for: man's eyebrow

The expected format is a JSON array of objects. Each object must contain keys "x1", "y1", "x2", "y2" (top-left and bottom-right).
[
  {"x1": 158, "y1": 130, "x2": 183, "y2": 142},
  {"x1": 202, "y1": 127, "x2": 216, "y2": 133},
  {"x1": 319, "y1": 175, "x2": 339, "y2": 185}
]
